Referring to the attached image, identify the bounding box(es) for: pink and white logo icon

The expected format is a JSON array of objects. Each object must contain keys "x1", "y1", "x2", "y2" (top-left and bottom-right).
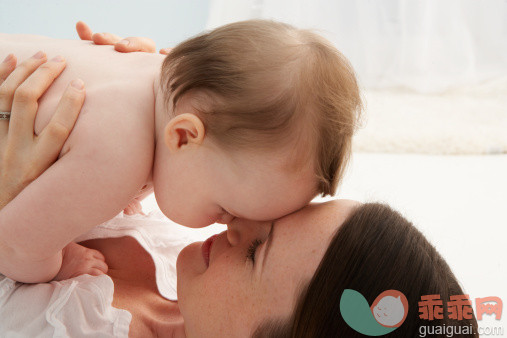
[{"x1": 371, "y1": 290, "x2": 409, "y2": 328}]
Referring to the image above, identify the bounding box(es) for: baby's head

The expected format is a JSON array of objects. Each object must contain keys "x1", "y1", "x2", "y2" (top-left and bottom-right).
[{"x1": 153, "y1": 20, "x2": 362, "y2": 227}]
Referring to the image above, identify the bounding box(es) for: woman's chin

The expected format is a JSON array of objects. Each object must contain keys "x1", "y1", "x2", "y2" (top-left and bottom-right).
[{"x1": 176, "y1": 241, "x2": 206, "y2": 284}]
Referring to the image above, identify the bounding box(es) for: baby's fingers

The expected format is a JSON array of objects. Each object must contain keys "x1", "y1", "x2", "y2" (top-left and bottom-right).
[
  {"x1": 115, "y1": 37, "x2": 156, "y2": 53},
  {"x1": 35, "y1": 79, "x2": 85, "y2": 170}
]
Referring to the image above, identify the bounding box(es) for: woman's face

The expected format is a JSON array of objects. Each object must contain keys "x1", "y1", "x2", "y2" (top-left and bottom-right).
[{"x1": 176, "y1": 199, "x2": 359, "y2": 337}]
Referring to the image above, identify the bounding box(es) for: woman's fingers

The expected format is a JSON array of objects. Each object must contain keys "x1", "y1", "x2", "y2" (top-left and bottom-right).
[
  {"x1": 35, "y1": 79, "x2": 85, "y2": 171},
  {"x1": 92, "y1": 32, "x2": 122, "y2": 46},
  {"x1": 0, "y1": 54, "x2": 17, "y2": 85},
  {"x1": 0, "y1": 55, "x2": 17, "y2": 137},
  {"x1": 76, "y1": 21, "x2": 93, "y2": 41},
  {"x1": 0, "y1": 53, "x2": 85, "y2": 205},
  {"x1": 75, "y1": 21, "x2": 163, "y2": 54},
  {"x1": 0, "y1": 51, "x2": 47, "y2": 113},
  {"x1": 114, "y1": 37, "x2": 157, "y2": 53},
  {"x1": 159, "y1": 48, "x2": 171, "y2": 55},
  {"x1": 76, "y1": 21, "x2": 122, "y2": 46},
  {"x1": 9, "y1": 55, "x2": 67, "y2": 141}
]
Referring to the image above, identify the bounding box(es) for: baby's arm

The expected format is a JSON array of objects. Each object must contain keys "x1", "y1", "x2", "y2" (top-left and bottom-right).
[{"x1": 0, "y1": 136, "x2": 152, "y2": 283}]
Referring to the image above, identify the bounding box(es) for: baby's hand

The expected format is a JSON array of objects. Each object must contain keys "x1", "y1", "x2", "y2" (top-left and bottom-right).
[{"x1": 53, "y1": 242, "x2": 108, "y2": 281}]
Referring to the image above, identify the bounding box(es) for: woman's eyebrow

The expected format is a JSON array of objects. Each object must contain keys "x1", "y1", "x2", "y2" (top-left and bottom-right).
[{"x1": 261, "y1": 221, "x2": 276, "y2": 272}]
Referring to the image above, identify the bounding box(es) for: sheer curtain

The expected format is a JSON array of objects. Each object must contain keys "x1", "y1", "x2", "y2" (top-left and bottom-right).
[{"x1": 207, "y1": 0, "x2": 507, "y2": 93}]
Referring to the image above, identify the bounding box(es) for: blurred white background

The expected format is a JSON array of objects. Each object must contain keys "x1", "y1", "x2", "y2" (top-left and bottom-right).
[{"x1": 2, "y1": 1, "x2": 506, "y2": 335}]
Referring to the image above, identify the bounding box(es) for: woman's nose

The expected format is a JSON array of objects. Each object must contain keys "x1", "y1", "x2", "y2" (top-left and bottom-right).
[{"x1": 226, "y1": 227, "x2": 241, "y2": 246}]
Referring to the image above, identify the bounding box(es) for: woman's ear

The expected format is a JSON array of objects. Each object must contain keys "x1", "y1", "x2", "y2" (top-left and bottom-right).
[{"x1": 164, "y1": 113, "x2": 205, "y2": 153}]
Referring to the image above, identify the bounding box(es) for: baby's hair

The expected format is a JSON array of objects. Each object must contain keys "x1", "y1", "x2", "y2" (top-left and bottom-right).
[{"x1": 161, "y1": 20, "x2": 362, "y2": 196}]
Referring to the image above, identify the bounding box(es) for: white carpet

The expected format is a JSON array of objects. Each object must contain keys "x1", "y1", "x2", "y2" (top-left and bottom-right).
[{"x1": 353, "y1": 78, "x2": 507, "y2": 154}]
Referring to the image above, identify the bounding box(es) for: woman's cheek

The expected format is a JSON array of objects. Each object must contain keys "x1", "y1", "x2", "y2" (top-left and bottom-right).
[{"x1": 176, "y1": 242, "x2": 206, "y2": 294}]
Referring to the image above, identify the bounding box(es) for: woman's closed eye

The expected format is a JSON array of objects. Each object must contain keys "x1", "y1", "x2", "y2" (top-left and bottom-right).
[{"x1": 246, "y1": 239, "x2": 262, "y2": 263}]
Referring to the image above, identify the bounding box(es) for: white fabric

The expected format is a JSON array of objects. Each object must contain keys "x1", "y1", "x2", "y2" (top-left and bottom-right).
[
  {"x1": 0, "y1": 211, "x2": 216, "y2": 338},
  {"x1": 207, "y1": 0, "x2": 507, "y2": 93},
  {"x1": 0, "y1": 274, "x2": 131, "y2": 338}
]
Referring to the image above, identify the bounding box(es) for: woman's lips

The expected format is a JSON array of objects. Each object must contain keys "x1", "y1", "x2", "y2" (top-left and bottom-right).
[{"x1": 201, "y1": 234, "x2": 219, "y2": 267}]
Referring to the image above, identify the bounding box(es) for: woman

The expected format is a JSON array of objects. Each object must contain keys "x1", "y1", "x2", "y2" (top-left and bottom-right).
[{"x1": 0, "y1": 34, "x2": 478, "y2": 337}]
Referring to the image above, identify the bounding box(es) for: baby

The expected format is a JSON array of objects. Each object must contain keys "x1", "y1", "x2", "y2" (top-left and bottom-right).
[{"x1": 0, "y1": 20, "x2": 361, "y2": 283}]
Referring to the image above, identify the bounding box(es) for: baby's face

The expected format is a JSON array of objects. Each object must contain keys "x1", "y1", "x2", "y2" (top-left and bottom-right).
[{"x1": 153, "y1": 134, "x2": 317, "y2": 228}]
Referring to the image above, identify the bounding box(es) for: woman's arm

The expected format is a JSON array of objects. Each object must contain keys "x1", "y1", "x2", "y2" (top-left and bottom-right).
[
  {"x1": 0, "y1": 54, "x2": 87, "y2": 282},
  {"x1": 0, "y1": 54, "x2": 85, "y2": 209}
]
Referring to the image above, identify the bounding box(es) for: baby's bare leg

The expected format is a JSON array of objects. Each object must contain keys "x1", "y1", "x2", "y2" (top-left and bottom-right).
[{"x1": 1, "y1": 250, "x2": 63, "y2": 283}]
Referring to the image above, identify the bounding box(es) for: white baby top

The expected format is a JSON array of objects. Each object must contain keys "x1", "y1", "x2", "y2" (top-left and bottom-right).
[{"x1": 0, "y1": 211, "x2": 221, "y2": 338}]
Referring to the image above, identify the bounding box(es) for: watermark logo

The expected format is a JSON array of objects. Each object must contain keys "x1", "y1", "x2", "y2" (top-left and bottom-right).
[
  {"x1": 418, "y1": 294, "x2": 503, "y2": 321},
  {"x1": 340, "y1": 289, "x2": 409, "y2": 336},
  {"x1": 417, "y1": 294, "x2": 503, "y2": 337},
  {"x1": 476, "y1": 297, "x2": 502, "y2": 321}
]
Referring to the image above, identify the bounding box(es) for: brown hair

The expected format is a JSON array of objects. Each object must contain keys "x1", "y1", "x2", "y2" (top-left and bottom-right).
[
  {"x1": 161, "y1": 20, "x2": 362, "y2": 196},
  {"x1": 253, "y1": 203, "x2": 478, "y2": 337}
]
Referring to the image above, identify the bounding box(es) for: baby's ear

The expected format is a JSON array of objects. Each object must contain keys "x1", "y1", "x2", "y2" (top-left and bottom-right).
[{"x1": 164, "y1": 113, "x2": 205, "y2": 153}]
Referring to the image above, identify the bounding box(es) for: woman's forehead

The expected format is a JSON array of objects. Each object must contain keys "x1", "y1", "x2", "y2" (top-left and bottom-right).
[{"x1": 260, "y1": 199, "x2": 359, "y2": 276}]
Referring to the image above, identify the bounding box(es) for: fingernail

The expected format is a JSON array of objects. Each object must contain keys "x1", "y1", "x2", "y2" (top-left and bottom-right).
[
  {"x1": 51, "y1": 55, "x2": 65, "y2": 62},
  {"x1": 2, "y1": 54, "x2": 14, "y2": 63},
  {"x1": 33, "y1": 51, "x2": 45, "y2": 59},
  {"x1": 118, "y1": 40, "x2": 129, "y2": 46},
  {"x1": 71, "y1": 78, "x2": 84, "y2": 89}
]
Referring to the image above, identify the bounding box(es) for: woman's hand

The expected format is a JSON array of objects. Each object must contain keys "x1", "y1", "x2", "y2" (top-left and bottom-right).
[
  {"x1": 0, "y1": 52, "x2": 85, "y2": 209},
  {"x1": 76, "y1": 21, "x2": 171, "y2": 55}
]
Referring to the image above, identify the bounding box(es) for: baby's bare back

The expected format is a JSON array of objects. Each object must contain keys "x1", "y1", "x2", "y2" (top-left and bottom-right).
[
  {"x1": 0, "y1": 33, "x2": 164, "y2": 153},
  {"x1": 0, "y1": 34, "x2": 166, "y2": 281}
]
